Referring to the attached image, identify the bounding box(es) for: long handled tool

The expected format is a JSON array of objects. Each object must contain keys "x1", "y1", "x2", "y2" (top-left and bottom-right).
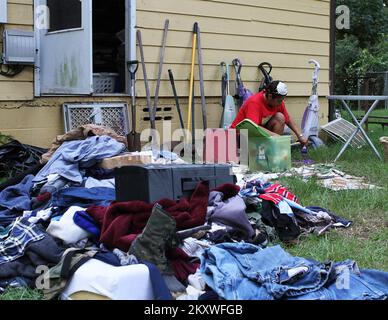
[
  {"x1": 187, "y1": 23, "x2": 198, "y2": 134},
  {"x1": 191, "y1": 77, "x2": 196, "y2": 163},
  {"x1": 168, "y1": 69, "x2": 186, "y2": 139},
  {"x1": 127, "y1": 60, "x2": 141, "y2": 152},
  {"x1": 153, "y1": 19, "x2": 169, "y2": 128},
  {"x1": 232, "y1": 58, "x2": 253, "y2": 108},
  {"x1": 220, "y1": 62, "x2": 237, "y2": 129},
  {"x1": 258, "y1": 62, "x2": 273, "y2": 92},
  {"x1": 196, "y1": 23, "x2": 207, "y2": 130},
  {"x1": 219, "y1": 64, "x2": 227, "y2": 127},
  {"x1": 137, "y1": 30, "x2": 155, "y2": 131}
]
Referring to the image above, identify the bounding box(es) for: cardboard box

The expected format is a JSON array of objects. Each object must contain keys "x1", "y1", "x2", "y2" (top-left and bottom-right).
[{"x1": 99, "y1": 154, "x2": 153, "y2": 169}]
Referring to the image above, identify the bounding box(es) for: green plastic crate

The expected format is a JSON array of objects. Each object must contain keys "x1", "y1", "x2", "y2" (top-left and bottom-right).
[{"x1": 248, "y1": 135, "x2": 291, "y2": 172}]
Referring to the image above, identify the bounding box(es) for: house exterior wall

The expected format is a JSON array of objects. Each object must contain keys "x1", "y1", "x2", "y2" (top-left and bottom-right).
[
  {"x1": 135, "y1": 0, "x2": 331, "y2": 136},
  {"x1": 0, "y1": 0, "x2": 34, "y2": 101},
  {"x1": 0, "y1": 0, "x2": 331, "y2": 148}
]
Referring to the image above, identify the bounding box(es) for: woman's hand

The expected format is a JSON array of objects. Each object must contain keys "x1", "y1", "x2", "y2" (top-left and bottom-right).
[{"x1": 298, "y1": 135, "x2": 309, "y2": 146}]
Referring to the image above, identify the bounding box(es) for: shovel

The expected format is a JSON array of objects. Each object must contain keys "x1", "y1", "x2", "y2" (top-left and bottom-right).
[{"x1": 127, "y1": 60, "x2": 141, "y2": 152}]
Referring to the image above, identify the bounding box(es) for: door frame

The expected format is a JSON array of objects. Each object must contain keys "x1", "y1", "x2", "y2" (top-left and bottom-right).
[
  {"x1": 34, "y1": 0, "x2": 137, "y2": 97},
  {"x1": 34, "y1": 0, "x2": 41, "y2": 96},
  {"x1": 125, "y1": 0, "x2": 137, "y2": 97}
]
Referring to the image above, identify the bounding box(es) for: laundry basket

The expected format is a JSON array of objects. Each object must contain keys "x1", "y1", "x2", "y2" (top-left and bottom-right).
[
  {"x1": 93, "y1": 73, "x2": 119, "y2": 93},
  {"x1": 380, "y1": 136, "x2": 388, "y2": 162}
]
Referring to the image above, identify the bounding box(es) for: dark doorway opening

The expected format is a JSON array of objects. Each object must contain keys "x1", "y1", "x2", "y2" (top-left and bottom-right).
[{"x1": 92, "y1": 0, "x2": 126, "y2": 94}]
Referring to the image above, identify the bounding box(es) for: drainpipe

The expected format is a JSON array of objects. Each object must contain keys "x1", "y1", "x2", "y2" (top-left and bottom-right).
[{"x1": 329, "y1": 0, "x2": 337, "y2": 121}]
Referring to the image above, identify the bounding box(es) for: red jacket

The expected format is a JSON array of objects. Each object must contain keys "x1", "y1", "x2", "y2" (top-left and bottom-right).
[{"x1": 231, "y1": 91, "x2": 290, "y2": 129}]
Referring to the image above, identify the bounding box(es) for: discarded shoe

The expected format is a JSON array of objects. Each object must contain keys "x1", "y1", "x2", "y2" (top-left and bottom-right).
[{"x1": 129, "y1": 203, "x2": 177, "y2": 274}]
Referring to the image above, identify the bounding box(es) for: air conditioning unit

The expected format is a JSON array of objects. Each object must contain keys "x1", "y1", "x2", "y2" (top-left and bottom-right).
[
  {"x1": 2, "y1": 29, "x2": 35, "y2": 65},
  {"x1": 0, "y1": 0, "x2": 6, "y2": 24}
]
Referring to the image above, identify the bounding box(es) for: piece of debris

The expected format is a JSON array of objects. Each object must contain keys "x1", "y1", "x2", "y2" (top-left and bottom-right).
[{"x1": 288, "y1": 164, "x2": 381, "y2": 191}]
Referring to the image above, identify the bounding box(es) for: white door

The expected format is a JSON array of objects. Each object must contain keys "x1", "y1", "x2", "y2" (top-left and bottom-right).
[
  {"x1": 0, "y1": 0, "x2": 7, "y2": 24},
  {"x1": 38, "y1": 0, "x2": 93, "y2": 95}
]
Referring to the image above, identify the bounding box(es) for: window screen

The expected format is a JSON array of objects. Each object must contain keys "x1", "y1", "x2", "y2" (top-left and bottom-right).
[{"x1": 47, "y1": 0, "x2": 82, "y2": 32}]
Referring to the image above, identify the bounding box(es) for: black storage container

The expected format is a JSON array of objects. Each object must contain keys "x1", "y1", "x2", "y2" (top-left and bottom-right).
[{"x1": 115, "y1": 164, "x2": 236, "y2": 203}]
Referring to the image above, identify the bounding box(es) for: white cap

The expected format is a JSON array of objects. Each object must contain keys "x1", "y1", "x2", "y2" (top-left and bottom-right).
[{"x1": 277, "y1": 82, "x2": 288, "y2": 96}]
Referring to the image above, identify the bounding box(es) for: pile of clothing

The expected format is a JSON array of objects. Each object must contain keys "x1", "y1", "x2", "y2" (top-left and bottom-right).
[
  {"x1": 239, "y1": 178, "x2": 352, "y2": 242},
  {"x1": 0, "y1": 140, "x2": 47, "y2": 191},
  {"x1": 0, "y1": 129, "x2": 249, "y2": 299},
  {"x1": 0, "y1": 128, "x2": 386, "y2": 300},
  {"x1": 0, "y1": 132, "x2": 129, "y2": 297}
]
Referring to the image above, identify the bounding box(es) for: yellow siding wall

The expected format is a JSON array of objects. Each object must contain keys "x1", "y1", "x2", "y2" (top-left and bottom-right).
[
  {"x1": 0, "y1": 96, "x2": 134, "y2": 147},
  {"x1": 136, "y1": 0, "x2": 330, "y2": 97},
  {"x1": 0, "y1": 0, "x2": 34, "y2": 101},
  {"x1": 0, "y1": 0, "x2": 330, "y2": 147},
  {"x1": 135, "y1": 0, "x2": 331, "y2": 132},
  {"x1": 0, "y1": 95, "x2": 329, "y2": 148}
]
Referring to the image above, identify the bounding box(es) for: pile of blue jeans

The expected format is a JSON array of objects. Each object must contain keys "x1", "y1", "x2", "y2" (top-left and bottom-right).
[{"x1": 200, "y1": 243, "x2": 388, "y2": 300}]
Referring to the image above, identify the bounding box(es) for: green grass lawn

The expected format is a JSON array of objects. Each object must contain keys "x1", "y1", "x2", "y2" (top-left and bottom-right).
[
  {"x1": 0, "y1": 288, "x2": 44, "y2": 300},
  {"x1": 0, "y1": 123, "x2": 387, "y2": 300},
  {"x1": 281, "y1": 123, "x2": 388, "y2": 271},
  {"x1": 352, "y1": 107, "x2": 388, "y2": 118}
]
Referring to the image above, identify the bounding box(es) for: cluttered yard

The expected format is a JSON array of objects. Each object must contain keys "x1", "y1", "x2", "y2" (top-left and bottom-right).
[
  {"x1": 241, "y1": 120, "x2": 388, "y2": 273},
  {"x1": 1, "y1": 0, "x2": 388, "y2": 303},
  {"x1": 0, "y1": 120, "x2": 387, "y2": 300},
  {"x1": 284, "y1": 125, "x2": 388, "y2": 272}
]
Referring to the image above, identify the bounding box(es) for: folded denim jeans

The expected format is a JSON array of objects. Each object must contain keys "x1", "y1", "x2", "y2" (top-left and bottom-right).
[{"x1": 200, "y1": 244, "x2": 388, "y2": 300}]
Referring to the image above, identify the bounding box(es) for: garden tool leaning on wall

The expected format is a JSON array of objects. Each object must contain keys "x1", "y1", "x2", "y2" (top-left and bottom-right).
[
  {"x1": 137, "y1": 30, "x2": 155, "y2": 133},
  {"x1": 168, "y1": 69, "x2": 186, "y2": 140},
  {"x1": 153, "y1": 19, "x2": 169, "y2": 134},
  {"x1": 196, "y1": 23, "x2": 207, "y2": 130},
  {"x1": 127, "y1": 60, "x2": 141, "y2": 151},
  {"x1": 187, "y1": 23, "x2": 198, "y2": 136}
]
